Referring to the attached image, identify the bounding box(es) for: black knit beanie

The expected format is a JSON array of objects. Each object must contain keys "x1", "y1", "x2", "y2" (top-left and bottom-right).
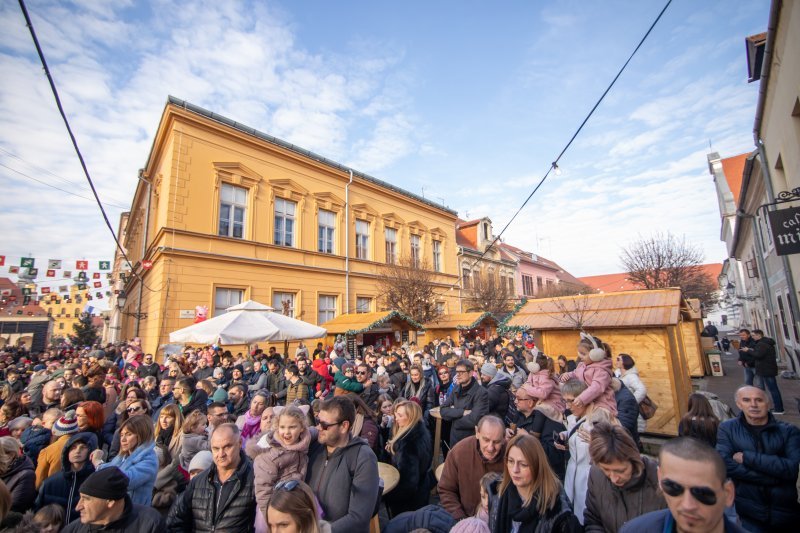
[{"x1": 79, "y1": 467, "x2": 129, "y2": 500}]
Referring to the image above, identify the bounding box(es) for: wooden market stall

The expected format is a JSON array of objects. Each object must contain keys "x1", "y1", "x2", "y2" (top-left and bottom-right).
[
  {"x1": 321, "y1": 311, "x2": 423, "y2": 358},
  {"x1": 421, "y1": 312, "x2": 498, "y2": 343},
  {"x1": 506, "y1": 288, "x2": 693, "y2": 436},
  {"x1": 681, "y1": 298, "x2": 711, "y2": 377}
]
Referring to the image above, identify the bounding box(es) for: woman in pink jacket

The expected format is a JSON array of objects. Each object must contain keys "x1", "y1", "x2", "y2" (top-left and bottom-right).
[
  {"x1": 559, "y1": 333, "x2": 617, "y2": 415},
  {"x1": 521, "y1": 354, "x2": 566, "y2": 437}
]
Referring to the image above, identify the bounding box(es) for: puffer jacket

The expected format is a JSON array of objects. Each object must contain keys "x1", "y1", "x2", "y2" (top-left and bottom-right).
[
  {"x1": 384, "y1": 504, "x2": 455, "y2": 533},
  {"x1": 385, "y1": 361, "x2": 406, "y2": 392},
  {"x1": 752, "y1": 337, "x2": 778, "y2": 377},
  {"x1": 562, "y1": 359, "x2": 617, "y2": 415},
  {"x1": 166, "y1": 450, "x2": 256, "y2": 533},
  {"x1": 35, "y1": 432, "x2": 98, "y2": 523},
  {"x1": 619, "y1": 367, "x2": 646, "y2": 403},
  {"x1": 285, "y1": 378, "x2": 309, "y2": 404},
  {"x1": 385, "y1": 420, "x2": 433, "y2": 516},
  {"x1": 485, "y1": 373, "x2": 511, "y2": 420},
  {"x1": 306, "y1": 435, "x2": 379, "y2": 533},
  {"x1": 523, "y1": 370, "x2": 566, "y2": 413},
  {"x1": 439, "y1": 377, "x2": 490, "y2": 447},
  {"x1": 21, "y1": 424, "x2": 51, "y2": 467},
  {"x1": 716, "y1": 413, "x2": 800, "y2": 528},
  {"x1": 178, "y1": 389, "x2": 208, "y2": 417},
  {"x1": 179, "y1": 432, "x2": 209, "y2": 470},
  {"x1": 100, "y1": 441, "x2": 158, "y2": 506},
  {"x1": 583, "y1": 456, "x2": 666, "y2": 532},
  {"x1": 253, "y1": 428, "x2": 311, "y2": 512},
  {"x1": 1, "y1": 454, "x2": 36, "y2": 512}
]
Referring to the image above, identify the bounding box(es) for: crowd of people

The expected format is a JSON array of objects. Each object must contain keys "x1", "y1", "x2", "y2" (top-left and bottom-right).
[{"x1": 0, "y1": 329, "x2": 797, "y2": 532}]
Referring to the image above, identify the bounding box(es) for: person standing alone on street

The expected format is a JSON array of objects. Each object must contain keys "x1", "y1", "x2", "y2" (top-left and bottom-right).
[
  {"x1": 736, "y1": 329, "x2": 758, "y2": 386},
  {"x1": 750, "y1": 329, "x2": 784, "y2": 415}
]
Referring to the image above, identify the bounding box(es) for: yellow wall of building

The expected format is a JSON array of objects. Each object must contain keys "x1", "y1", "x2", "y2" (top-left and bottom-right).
[
  {"x1": 119, "y1": 103, "x2": 460, "y2": 354},
  {"x1": 41, "y1": 285, "x2": 90, "y2": 339}
]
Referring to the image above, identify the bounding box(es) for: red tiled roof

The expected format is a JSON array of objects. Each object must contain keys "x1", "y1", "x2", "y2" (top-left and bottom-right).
[
  {"x1": 578, "y1": 263, "x2": 724, "y2": 293},
  {"x1": 720, "y1": 153, "x2": 749, "y2": 207},
  {"x1": 456, "y1": 218, "x2": 479, "y2": 249}
]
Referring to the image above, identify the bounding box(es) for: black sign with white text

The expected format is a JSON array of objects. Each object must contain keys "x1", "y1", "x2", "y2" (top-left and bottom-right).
[{"x1": 768, "y1": 206, "x2": 800, "y2": 256}]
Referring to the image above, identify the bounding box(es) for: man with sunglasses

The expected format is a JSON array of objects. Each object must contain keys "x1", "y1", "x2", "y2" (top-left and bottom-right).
[
  {"x1": 621, "y1": 437, "x2": 743, "y2": 533},
  {"x1": 716, "y1": 385, "x2": 800, "y2": 532},
  {"x1": 439, "y1": 359, "x2": 489, "y2": 448},
  {"x1": 355, "y1": 363, "x2": 379, "y2": 410},
  {"x1": 306, "y1": 396, "x2": 379, "y2": 533}
]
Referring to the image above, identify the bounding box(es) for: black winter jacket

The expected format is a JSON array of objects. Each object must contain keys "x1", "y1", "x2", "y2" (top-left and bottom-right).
[
  {"x1": 752, "y1": 337, "x2": 778, "y2": 377},
  {"x1": 0, "y1": 455, "x2": 35, "y2": 512},
  {"x1": 716, "y1": 413, "x2": 800, "y2": 528},
  {"x1": 167, "y1": 450, "x2": 256, "y2": 532},
  {"x1": 178, "y1": 389, "x2": 208, "y2": 417},
  {"x1": 384, "y1": 504, "x2": 456, "y2": 533},
  {"x1": 737, "y1": 337, "x2": 757, "y2": 367},
  {"x1": 614, "y1": 381, "x2": 639, "y2": 443},
  {"x1": 439, "y1": 377, "x2": 490, "y2": 448},
  {"x1": 385, "y1": 420, "x2": 433, "y2": 516},
  {"x1": 62, "y1": 496, "x2": 165, "y2": 533},
  {"x1": 485, "y1": 374, "x2": 511, "y2": 420},
  {"x1": 385, "y1": 361, "x2": 407, "y2": 392},
  {"x1": 35, "y1": 432, "x2": 98, "y2": 523}
]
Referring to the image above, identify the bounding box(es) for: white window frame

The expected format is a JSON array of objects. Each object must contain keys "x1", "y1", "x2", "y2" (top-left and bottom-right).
[
  {"x1": 214, "y1": 287, "x2": 244, "y2": 317},
  {"x1": 356, "y1": 220, "x2": 370, "y2": 260},
  {"x1": 318, "y1": 209, "x2": 336, "y2": 254},
  {"x1": 274, "y1": 198, "x2": 296, "y2": 247},
  {"x1": 318, "y1": 295, "x2": 337, "y2": 324},
  {"x1": 385, "y1": 227, "x2": 397, "y2": 264},
  {"x1": 432, "y1": 240, "x2": 442, "y2": 272},
  {"x1": 273, "y1": 292, "x2": 296, "y2": 317},
  {"x1": 356, "y1": 296, "x2": 372, "y2": 314},
  {"x1": 219, "y1": 183, "x2": 247, "y2": 239},
  {"x1": 410, "y1": 234, "x2": 421, "y2": 267}
]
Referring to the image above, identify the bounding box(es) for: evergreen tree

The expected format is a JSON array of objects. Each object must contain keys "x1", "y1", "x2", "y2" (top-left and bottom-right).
[{"x1": 70, "y1": 312, "x2": 98, "y2": 347}]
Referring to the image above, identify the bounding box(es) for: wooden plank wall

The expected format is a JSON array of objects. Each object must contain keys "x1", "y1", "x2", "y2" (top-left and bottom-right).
[
  {"x1": 681, "y1": 321, "x2": 707, "y2": 377},
  {"x1": 542, "y1": 327, "x2": 686, "y2": 436}
]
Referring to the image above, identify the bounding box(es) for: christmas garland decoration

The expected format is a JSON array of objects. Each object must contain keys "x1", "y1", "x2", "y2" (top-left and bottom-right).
[
  {"x1": 344, "y1": 310, "x2": 424, "y2": 336},
  {"x1": 497, "y1": 298, "x2": 528, "y2": 334},
  {"x1": 455, "y1": 311, "x2": 496, "y2": 330}
]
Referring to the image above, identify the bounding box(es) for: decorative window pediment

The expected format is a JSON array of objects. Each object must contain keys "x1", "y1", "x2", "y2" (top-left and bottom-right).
[
  {"x1": 213, "y1": 162, "x2": 263, "y2": 191},
  {"x1": 429, "y1": 226, "x2": 447, "y2": 240},
  {"x1": 351, "y1": 203, "x2": 380, "y2": 221},
  {"x1": 269, "y1": 178, "x2": 308, "y2": 202},
  {"x1": 382, "y1": 212, "x2": 406, "y2": 229},
  {"x1": 407, "y1": 220, "x2": 429, "y2": 235},
  {"x1": 313, "y1": 191, "x2": 345, "y2": 211}
]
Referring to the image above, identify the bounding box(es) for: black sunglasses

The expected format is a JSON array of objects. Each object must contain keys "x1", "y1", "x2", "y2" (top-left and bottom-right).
[
  {"x1": 275, "y1": 479, "x2": 300, "y2": 491},
  {"x1": 126, "y1": 406, "x2": 143, "y2": 413},
  {"x1": 355, "y1": 371, "x2": 367, "y2": 375},
  {"x1": 318, "y1": 420, "x2": 342, "y2": 430},
  {"x1": 660, "y1": 479, "x2": 717, "y2": 506}
]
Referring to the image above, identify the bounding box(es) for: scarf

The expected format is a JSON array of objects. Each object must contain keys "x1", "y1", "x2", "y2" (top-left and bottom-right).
[
  {"x1": 241, "y1": 410, "x2": 262, "y2": 442},
  {"x1": 157, "y1": 424, "x2": 175, "y2": 448}
]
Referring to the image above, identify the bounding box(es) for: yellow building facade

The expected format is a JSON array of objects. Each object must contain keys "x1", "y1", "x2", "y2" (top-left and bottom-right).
[
  {"x1": 117, "y1": 98, "x2": 460, "y2": 355},
  {"x1": 41, "y1": 284, "x2": 87, "y2": 339}
]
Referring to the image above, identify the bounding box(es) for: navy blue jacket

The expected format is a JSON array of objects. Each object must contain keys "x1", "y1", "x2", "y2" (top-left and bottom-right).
[
  {"x1": 614, "y1": 381, "x2": 639, "y2": 443},
  {"x1": 620, "y1": 509, "x2": 746, "y2": 533},
  {"x1": 35, "y1": 432, "x2": 98, "y2": 523},
  {"x1": 21, "y1": 425, "x2": 51, "y2": 467},
  {"x1": 716, "y1": 413, "x2": 800, "y2": 528}
]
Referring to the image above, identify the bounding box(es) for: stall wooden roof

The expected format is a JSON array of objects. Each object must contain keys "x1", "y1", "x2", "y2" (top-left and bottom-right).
[
  {"x1": 507, "y1": 288, "x2": 684, "y2": 330},
  {"x1": 423, "y1": 312, "x2": 497, "y2": 330},
  {"x1": 321, "y1": 311, "x2": 423, "y2": 335}
]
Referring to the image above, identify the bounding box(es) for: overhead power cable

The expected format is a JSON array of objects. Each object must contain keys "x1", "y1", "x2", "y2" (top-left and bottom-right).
[
  {"x1": 450, "y1": 0, "x2": 673, "y2": 291},
  {"x1": 17, "y1": 0, "x2": 154, "y2": 292}
]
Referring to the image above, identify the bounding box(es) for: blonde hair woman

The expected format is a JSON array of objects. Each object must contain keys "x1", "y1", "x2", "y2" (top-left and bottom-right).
[
  {"x1": 384, "y1": 400, "x2": 433, "y2": 516},
  {"x1": 493, "y1": 434, "x2": 579, "y2": 532}
]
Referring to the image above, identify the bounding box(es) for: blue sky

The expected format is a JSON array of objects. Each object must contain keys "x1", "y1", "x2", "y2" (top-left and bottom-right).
[{"x1": 0, "y1": 0, "x2": 770, "y2": 292}]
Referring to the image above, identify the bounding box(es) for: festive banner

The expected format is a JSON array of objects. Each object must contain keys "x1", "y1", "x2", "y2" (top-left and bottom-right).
[
  {"x1": 63, "y1": 270, "x2": 72, "y2": 278},
  {"x1": 8, "y1": 266, "x2": 18, "y2": 274},
  {"x1": 99, "y1": 261, "x2": 110, "y2": 270},
  {"x1": 0, "y1": 255, "x2": 4, "y2": 266},
  {"x1": 48, "y1": 259, "x2": 62, "y2": 269},
  {"x1": 46, "y1": 269, "x2": 56, "y2": 277},
  {"x1": 20, "y1": 257, "x2": 34, "y2": 268},
  {"x1": 41, "y1": 287, "x2": 50, "y2": 294},
  {"x1": 93, "y1": 282, "x2": 101, "y2": 288},
  {"x1": 76, "y1": 260, "x2": 88, "y2": 270},
  {"x1": 92, "y1": 273, "x2": 100, "y2": 279},
  {"x1": 28, "y1": 268, "x2": 38, "y2": 277},
  {"x1": 21, "y1": 288, "x2": 31, "y2": 295}
]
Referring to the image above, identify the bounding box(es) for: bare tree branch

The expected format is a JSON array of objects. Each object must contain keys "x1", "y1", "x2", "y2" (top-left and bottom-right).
[
  {"x1": 376, "y1": 256, "x2": 442, "y2": 324},
  {"x1": 463, "y1": 271, "x2": 517, "y2": 316}
]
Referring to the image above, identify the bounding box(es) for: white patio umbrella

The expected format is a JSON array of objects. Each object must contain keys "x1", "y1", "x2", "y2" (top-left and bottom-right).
[{"x1": 169, "y1": 300, "x2": 326, "y2": 345}]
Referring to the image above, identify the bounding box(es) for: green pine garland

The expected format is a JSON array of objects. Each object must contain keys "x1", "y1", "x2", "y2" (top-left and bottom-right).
[
  {"x1": 497, "y1": 298, "x2": 528, "y2": 334},
  {"x1": 345, "y1": 310, "x2": 424, "y2": 336},
  {"x1": 455, "y1": 311, "x2": 495, "y2": 331}
]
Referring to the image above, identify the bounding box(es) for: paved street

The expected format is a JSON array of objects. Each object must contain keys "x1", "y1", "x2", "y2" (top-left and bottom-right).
[{"x1": 694, "y1": 346, "x2": 800, "y2": 428}]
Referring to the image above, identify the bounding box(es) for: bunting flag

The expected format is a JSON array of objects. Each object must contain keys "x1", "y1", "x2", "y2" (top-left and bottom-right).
[
  {"x1": 20, "y1": 257, "x2": 34, "y2": 268},
  {"x1": 8, "y1": 266, "x2": 18, "y2": 274},
  {"x1": 46, "y1": 269, "x2": 56, "y2": 277},
  {"x1": 93, "y1": 282, "x2": 101, "y2": 288},
  {"x1": 63, "y1": 270, "x2": 72, "y2": 278},
  {"x1": 41, "y1": 287, "x2": 50, "y2": 294},
  {"x1": 21, "y1": 288, "x2": 31, "y2": 295},
  {"x1": 99, "y1": 261, "x2": 110, "y2": 270},
  {"x1": 92, "y1": 272, "x2": 100, "y2": 279},
  {"x1": 0, "y1": 255, "x2": 4, "y2": 266},
  {"x1": 76, "y1": 260, "x2": 88, "y2": 270},
  {"x1": 23, "y1": 296, "x2": 31, "y2": 305},
  {"x1": 28, "y1": 268, "x2": 38, "y2": 277},
  {"x1": 106, "y1": 273, "x2": 113, "y2": 279},
  {"x1": 48, "y1": 259, "x2": 62, "y2": 269},
  {"x1": 59, "y1": 285, "x2": 68, "y2": 292}
]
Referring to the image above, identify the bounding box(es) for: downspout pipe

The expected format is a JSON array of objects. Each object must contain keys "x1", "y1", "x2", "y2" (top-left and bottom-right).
[
  {"x1": 135, "y1": 169, "x2": 152, "y2": 337},
  {"x1": 345, "y1": 169, "x2": 353, "y2": 313},
  {"x1": 752, "y1": 0, "x2": 781, "y2": 145}
]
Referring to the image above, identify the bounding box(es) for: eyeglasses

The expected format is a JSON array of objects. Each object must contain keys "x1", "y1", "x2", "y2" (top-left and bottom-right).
[
  {"x1": 455, "y1": 370, "x2": 470, "y2": 374},
  {"x1": 355, "y1": 371, "x2": 367, "y2": 375},
  {"x1": 660, "y1": 479, "x2": 718, "y2": 506},
  {"x1": 317, "y1": 420, "x2": 342, "y2": 430},
  {"x1": 275, "y1": 479, "x2": 300, "y2": 491}
]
